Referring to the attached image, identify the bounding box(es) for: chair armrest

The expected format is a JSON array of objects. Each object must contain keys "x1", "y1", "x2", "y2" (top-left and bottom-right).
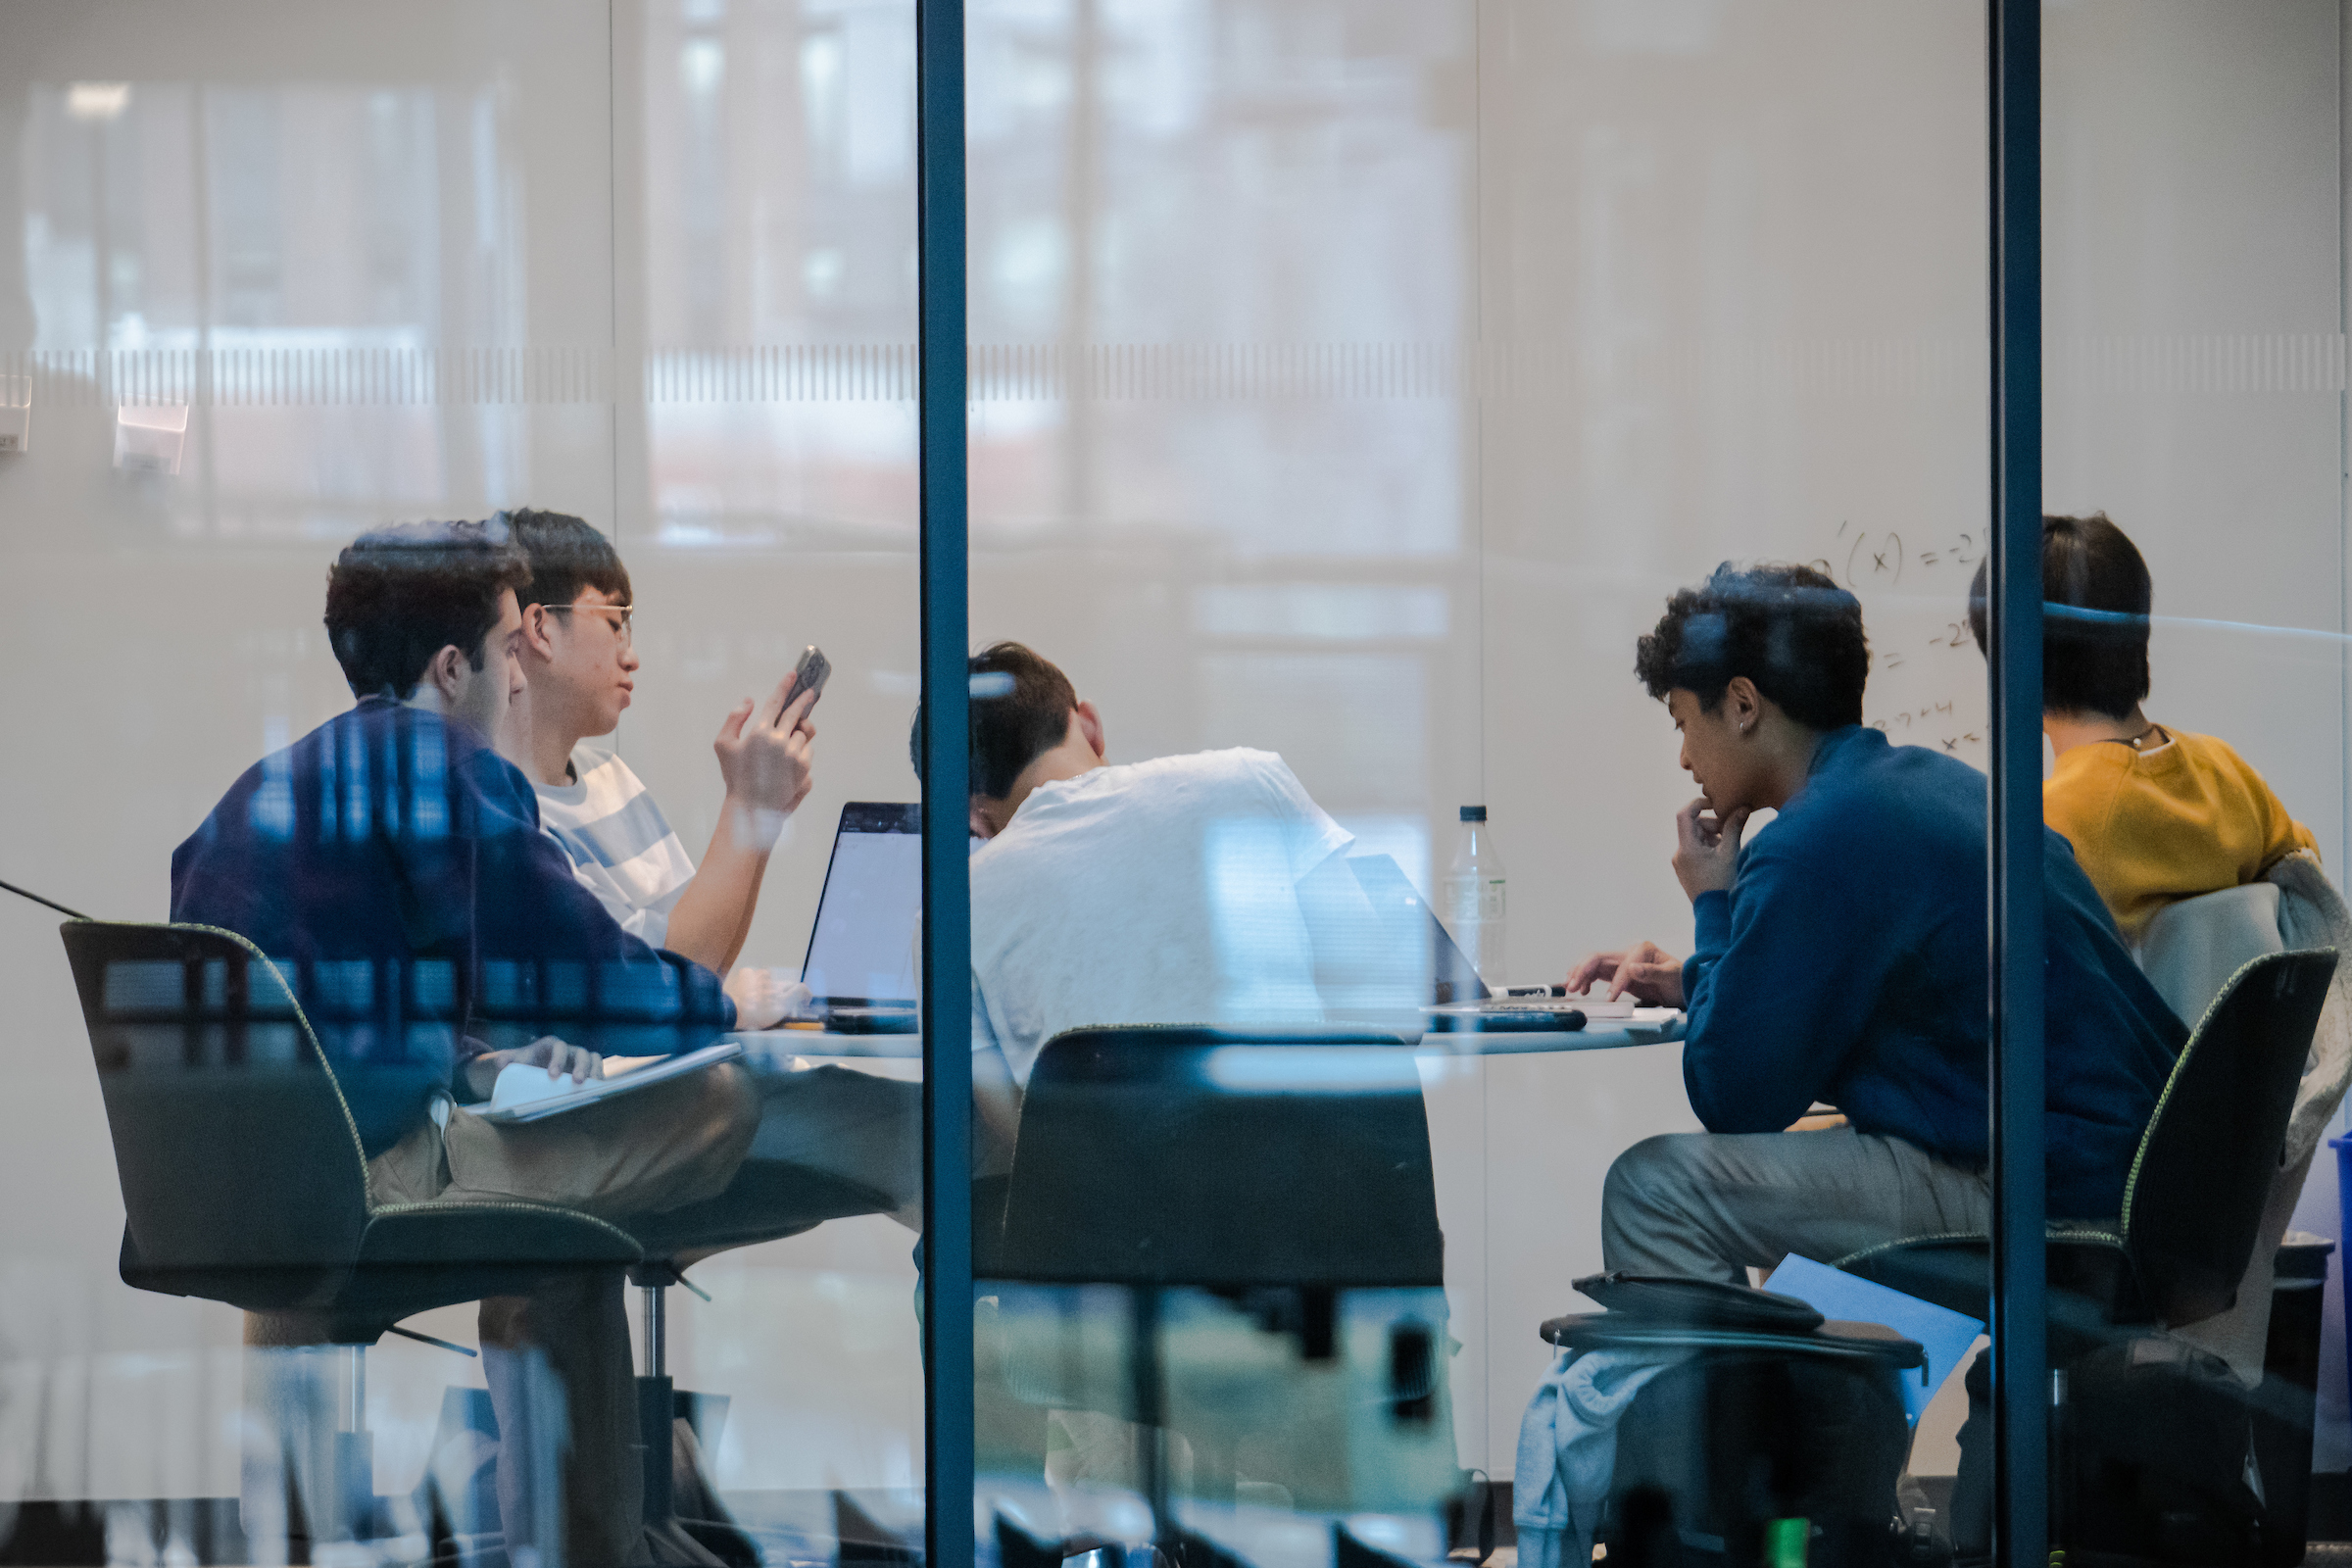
[{"x1": 1833, "y1": 1228, "x2": 2147, "y2": 1352}]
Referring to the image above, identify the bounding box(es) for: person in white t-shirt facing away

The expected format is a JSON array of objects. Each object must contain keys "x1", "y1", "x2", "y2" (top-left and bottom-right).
[
  {"x1": 500, "y1": 508, "x2": 818, "y2": 1026},
  {"x1": 915, "y1": 641, "x2": 1381, "y2": 1154}
]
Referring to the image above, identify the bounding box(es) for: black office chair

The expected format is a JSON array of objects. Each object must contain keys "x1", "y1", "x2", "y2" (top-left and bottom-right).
[
  {"x1": 63, "y1": 920, "x2": 646, "y2": 1544},
  {"x1": 1837, "y1": 946, "x2": 2338, "y2": 1560},
  {"x1": 979, "y1": 1023, "x2": 1451, "y2": 1542},
  {"x1": 1535, "y1": 1274, "x2": 1926, "y2": 1564},
  {"x1": 1839, "y1": 947, "x2": 2334, "y2": 1335}
]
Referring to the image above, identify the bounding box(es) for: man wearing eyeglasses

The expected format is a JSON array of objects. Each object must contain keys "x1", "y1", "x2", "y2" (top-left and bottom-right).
[{"x1": 499, "y1": 509, "x2": 818, "y2": 1027}]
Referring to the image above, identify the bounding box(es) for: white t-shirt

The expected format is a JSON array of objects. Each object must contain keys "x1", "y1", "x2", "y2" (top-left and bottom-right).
[
  {"x1": 968, "y1": 748, "x2": 1353, "y2": 1087},
  {"x1": 533, "y1": 744, "x2": 697, "y2": 948}
]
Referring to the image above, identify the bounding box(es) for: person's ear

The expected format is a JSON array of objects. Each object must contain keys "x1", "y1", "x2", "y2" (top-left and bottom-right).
[
  {"x1": 1072, "y1": 700, "x2": 1105, "y2": 760},
  {"x1": 520, "y1": 603, "x2": 558, "y2": 662},
  {"x1": 968, "y1": 798, "x2": 998, "y2": 839},
  {"x1": 1724, "y1": 676, "x2": 1763, "y2": 737},
  {"x1": 423, "y1": 644, "x2": 467, "y2": 706}
]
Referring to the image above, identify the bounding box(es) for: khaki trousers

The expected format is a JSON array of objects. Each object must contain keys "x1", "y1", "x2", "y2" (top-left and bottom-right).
[{"x1": 250, "y1": 1062, "x2": 758, "y2": 1568}]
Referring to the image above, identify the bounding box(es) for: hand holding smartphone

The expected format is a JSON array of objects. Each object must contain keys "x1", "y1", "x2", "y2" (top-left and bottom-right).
[{"x1": 778, "y1": 645, "x2": 831, "y2": 727}]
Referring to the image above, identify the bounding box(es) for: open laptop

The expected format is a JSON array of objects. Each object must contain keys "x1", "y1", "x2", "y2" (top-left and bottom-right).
[
  {"x1": 1346, "y1": 853, "x2": 1601, "y2": 1030},
  {"x1": 799, "y1": 803, "x2": 922, "y2": 1032}
]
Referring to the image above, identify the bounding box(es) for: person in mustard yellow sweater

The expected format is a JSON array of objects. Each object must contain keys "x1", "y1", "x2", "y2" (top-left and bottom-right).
[{"x1": 1968, "y1": 512, "x2": 2318, "y2": 943}]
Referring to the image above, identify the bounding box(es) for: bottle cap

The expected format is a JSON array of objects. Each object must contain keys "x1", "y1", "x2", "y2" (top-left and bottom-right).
[{"x1": 1459, "y1": 805, "x2": 1487, "y2": 822}]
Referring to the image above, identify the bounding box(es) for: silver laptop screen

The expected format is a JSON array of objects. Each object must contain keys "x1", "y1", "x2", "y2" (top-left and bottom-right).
[{"x1": 800, "y1": 803, "x2": 921, "y2": 1005}]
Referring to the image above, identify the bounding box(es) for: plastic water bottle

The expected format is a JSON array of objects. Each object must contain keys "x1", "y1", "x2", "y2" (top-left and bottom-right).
[{"x1": 1443, "y1": 805, "x2": 1507, "y2": 984}]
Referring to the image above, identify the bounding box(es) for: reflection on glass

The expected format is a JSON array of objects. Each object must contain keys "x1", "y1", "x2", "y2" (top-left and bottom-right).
[
  {"x1": 15, "y1": 73, "x2": 548, "y2": 535},
  {"x1": 13, "y1": 0, "x2": 2352, "y2": 1561},
  {"x1": 1934, "y1": 509, "x2": 2346, "y2": 1557},
  {"x1": 959, "y1": 0, "x2": 1985, "y2": 1558},
  {"x1": 144, "y1": 519, "x2": 876, "y2": 1563},
  {"x1": 8, "y1": 0, "x2": 931, "y2": 1548},
  {"x1": 2012, "y1": 9, "x2": 2352, "y2": 1556}
]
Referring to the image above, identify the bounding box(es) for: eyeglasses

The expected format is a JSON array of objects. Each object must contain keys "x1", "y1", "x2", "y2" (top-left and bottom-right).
[{"x1": 544, "y1": 603, "x2": 634, "y2": 648}]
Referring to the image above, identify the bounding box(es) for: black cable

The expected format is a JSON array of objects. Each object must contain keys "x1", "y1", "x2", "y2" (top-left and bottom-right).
[{"x1": 0, "y1": 877, "x2": 93, "y2": 922}]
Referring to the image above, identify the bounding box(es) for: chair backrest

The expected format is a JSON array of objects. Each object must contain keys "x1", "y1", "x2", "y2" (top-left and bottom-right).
[
  {"x1": 2270, "y1": 854, "x2": 2352, "y2": 1167},
  {"x1": 2135, "y1": 881, "x2": 2285, "y2": 1025},
  {"x1": 62, "y1": 921, "x2": 376, "y2": 1276},
  {"x1": 2123, "y1": 946, "x2": 2336, "y2": 1327},
  {"x1": 986, "y1": 1023, "x2": 1443, "y2": 1289}
]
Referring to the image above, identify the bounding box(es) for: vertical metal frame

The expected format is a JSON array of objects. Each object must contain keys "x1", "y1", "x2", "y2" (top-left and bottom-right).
[
  {"x1": 1987, "y1": 0, "x2": 2048, "y2": 1559},
  {"x1": 915, "y1": 0, "x2": 975, "y2": 1564}
]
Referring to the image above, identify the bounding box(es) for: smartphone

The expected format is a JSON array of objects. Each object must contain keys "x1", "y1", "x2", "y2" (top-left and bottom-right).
[{"x1": 779, "y1": 645, "x2": 831, "y2": 723}]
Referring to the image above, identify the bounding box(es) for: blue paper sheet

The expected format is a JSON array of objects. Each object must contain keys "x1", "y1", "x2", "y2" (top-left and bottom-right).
[{"x1": 1763, "y1": 1253, "x2": 1985, "y2": 1423}]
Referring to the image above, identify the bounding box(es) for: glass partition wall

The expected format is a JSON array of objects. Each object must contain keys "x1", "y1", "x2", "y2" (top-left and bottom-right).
[
  {"x1": 2026, "y1": 2, "x2": 2351, "y2": 1560},
  {"x1": 7, "y1": 2, "x2": 2350, "y2": 1566},
  {"x1": 2, "y1": 1, "x2": 931, "y2": 1561},
  {"x1": 941, "y1": 1, "x2": 2352, "y2": 1564},
  {"x1": 949, "y1": 0, "x2": 2008, "y2": 1563}
]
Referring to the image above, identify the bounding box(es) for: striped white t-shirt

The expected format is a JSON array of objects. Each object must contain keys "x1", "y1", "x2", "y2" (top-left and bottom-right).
[{"x1": 534, "y1": 745, "x2": 697, "y2": 949}]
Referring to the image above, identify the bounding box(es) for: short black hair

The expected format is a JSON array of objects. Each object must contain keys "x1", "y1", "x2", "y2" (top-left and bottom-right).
[
  {"x1": 1966, "y1": 513, "x2": 2150, "y2": 719},
  {"x1": 499, "y1": 508, "x2": 631, "y2": 610},
  {"x1": 908, "y1": 641, "x2": 1080, "y2": 799},
  {"x1": 323, "y1": 520, "x2": 531, "y2": 700},
  {"x1": 1634, "y1": 563, "x2": 1869, "y2": 731}
]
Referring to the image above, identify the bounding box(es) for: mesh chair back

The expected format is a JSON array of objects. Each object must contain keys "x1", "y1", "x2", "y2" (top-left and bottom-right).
[
  {"x1": 987, "y1": 1023, "x2": 1443, "y2": 1289},
  {"x1": 63, "y1": 921, "x2": 375, "y2": 1279},
  {"x1": 2124, "y1": 946, "x2": 2336, "y2": 1328}
]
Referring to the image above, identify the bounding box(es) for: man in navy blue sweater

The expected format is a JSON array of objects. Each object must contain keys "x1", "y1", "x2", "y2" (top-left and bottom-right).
[
  {"x1": 1568, "y1": 564, "x2": 2182, "y2": 1283},
  {"x1": 172, "y1": 521, "x2": 751, "y2": 1567}
]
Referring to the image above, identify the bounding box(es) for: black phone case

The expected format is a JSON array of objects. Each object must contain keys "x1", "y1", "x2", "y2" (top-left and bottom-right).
[{"x1": 781, "y1": 648, "x2": 831, "y2": 716}]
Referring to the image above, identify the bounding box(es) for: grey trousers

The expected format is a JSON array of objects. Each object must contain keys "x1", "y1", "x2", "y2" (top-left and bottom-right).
[
  {"x1": 1600, "y1": 1127, "x2": 1992, "y2": 1284},
  {"x1": 250, "y1": 1064, "x2": 759, "y2": 1568}
]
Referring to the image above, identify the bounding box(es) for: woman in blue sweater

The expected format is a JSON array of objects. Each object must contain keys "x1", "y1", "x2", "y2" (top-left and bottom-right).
[{"x1": 1567, "y1": 563, "x2": 2181, "y2": 1282}]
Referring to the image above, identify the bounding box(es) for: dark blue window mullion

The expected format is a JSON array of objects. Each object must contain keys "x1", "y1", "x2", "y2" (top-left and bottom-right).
[
  {"x1": 915, "y1": 0, "x2": 975, "y2": 1563},
  {"x1": 1987, "y1": 0, "x2": 2048, "y2": 1559}
]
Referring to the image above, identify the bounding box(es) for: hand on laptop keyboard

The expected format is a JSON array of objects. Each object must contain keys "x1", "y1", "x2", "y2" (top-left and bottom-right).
[{"x1": 725, "y1": 965, "x2": 815, "y2": 1030}]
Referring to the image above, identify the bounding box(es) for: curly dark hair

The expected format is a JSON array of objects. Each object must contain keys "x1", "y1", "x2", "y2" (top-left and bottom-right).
[
  {"x1": 1634, "y1": 562, "x2": 1869, "y2": 731},
  {"x1": 323, "y1": 519, "x2": 531, "y2": 700}
]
